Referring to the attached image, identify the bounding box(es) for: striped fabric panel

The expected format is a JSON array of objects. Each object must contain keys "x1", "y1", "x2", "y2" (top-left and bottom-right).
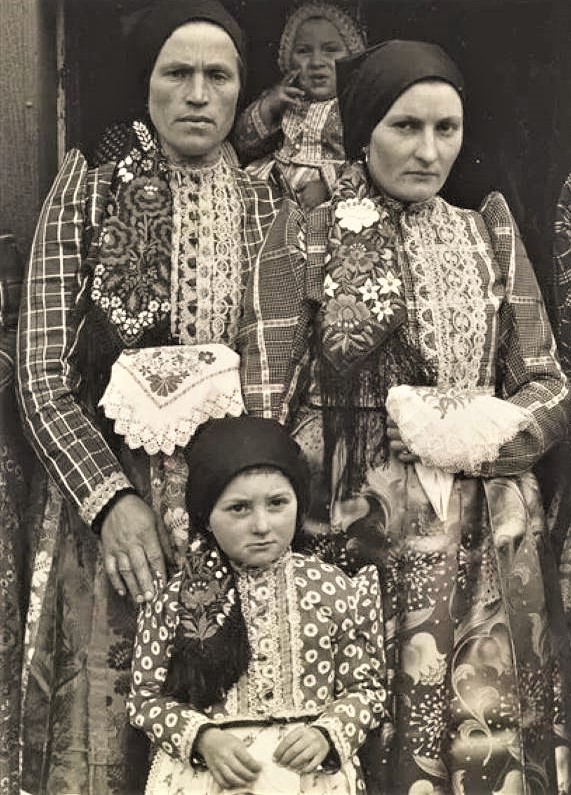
[
  {"x1": 17, "y1": 150, "x2": 131, "y2": 525},
  {"x1": 479, "y1": 192, "x2": 569, "y2": 476}
]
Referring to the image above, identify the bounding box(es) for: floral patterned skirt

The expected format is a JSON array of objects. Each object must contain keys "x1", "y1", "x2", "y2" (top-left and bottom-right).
[
  {"x1": 19, "y1": 447, "x2": 191, "y2": 795},
  {"x1": 293, "y1": 408, "x2": 571, "y2": 795}
]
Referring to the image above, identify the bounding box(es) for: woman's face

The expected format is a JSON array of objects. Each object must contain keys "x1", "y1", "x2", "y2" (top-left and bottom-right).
[
  {"x1": 208, "y1": 469, "x2": 298, "y2": 569},
  {"x1": 367, "y1": 80, "x2": 463, "y2": 203},
  {"x1": 290, "y1": 17, "x2": 349, "y2": 100},
  {"x1": 148, "y1": 21, "x2": 241, "y2": 165}
]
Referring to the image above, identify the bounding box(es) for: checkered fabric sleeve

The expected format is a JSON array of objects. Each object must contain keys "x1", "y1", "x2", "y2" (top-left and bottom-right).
[
  {"x1": 478, "y1": 191, "x2": 570, "y2": 476},
  {"x1": 233, "y1": 94, "x2": 282, "y2": 164},
  {"x1": 554, "y1": 173, "x2": 571, "y2": 380},
  {"x1": 17, "y1": 149, "x2": 133, "y2": 525},
  {"x1": 127, "y1": 572, "x2": 213, "y2": 764}
]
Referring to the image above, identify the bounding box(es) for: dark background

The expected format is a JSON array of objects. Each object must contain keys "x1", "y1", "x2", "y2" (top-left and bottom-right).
[{"x1": 62, "y1": 0, "x2": 571, "y2": 319}]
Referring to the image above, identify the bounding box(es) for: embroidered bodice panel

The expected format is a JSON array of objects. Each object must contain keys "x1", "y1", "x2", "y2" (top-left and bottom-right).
[
  {"x1": 278, "y1": 99, "x2": 344, "y2": 167},
  {"x1": 398, "y1": 197, "x2": 499, "y2": 390},
  {"x1": 169, "y1": 159, "x2": 245, "y2": 346}
]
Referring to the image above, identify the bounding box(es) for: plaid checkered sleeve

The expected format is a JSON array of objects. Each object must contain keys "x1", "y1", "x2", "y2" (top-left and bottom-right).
[
  {"x1": 554, "y1": 173, "x2": 571, "y2": 380},
  {"x1": 233, "y1": 95, "x2": 281, "y2": 164},
  {"x1": 479, "y1": 192, "x2": 570, "y2": 476},
  {"x1": 17, "y1": 150, "x2": 132, "y2": 526}
]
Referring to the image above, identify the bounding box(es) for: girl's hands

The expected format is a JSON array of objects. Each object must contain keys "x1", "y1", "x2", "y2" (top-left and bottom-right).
[
  {"x1": 273, "y1": 725, "x2": 330, "y2": 773},
  {"x1": 387, "y1": 417, "x2": 419, "y2": 464},
  {"x1": 196, "y1": 727, "x2": 261, "y2": 789}
]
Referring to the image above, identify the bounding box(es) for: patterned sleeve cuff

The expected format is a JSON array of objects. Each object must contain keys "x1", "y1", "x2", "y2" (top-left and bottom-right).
[
  {"x1": 80, "y1": 471, "x2": 134, "y2": 526},
  {"x1": 312, "y1": 715, "x2": 352, "y2": 765},
  {"x1": 251, "y1": 97, "x2": 279, "y2": 139},
  {"x1": 180, "y1": 713, "x2": 214, "y2": 763}
]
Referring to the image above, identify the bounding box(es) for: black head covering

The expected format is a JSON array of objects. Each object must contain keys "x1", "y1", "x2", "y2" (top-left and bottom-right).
[
  {"x1": 185, "y1": 415, "x2": 310, "y2": 531},
  {"x1": 132, "y1": 0, "x2": 245, "y2": 88},
  {"x1": 336, "y1": 39, "x2": 465, "y2": 161}
]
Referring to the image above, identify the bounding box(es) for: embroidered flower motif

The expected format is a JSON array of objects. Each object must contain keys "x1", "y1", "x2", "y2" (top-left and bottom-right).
[
  {"x1": 336, "y1": 239, "x2": 381, "y2": 275},
  {"x1": 371, "y1": 299, "x2": 394, "y2": 322},
  {"x1": 99, "y1": 218, "x2": 137, "y2": 266},
  {"x1": 198, "y1": 350, "x2": 216, "y2": 364},
  {"x1": 335, "y1": 198, "x2": 380, "y2": 234},
  {"x1": 324, "y1": 294, "x2": 370, "y2": 331},
  {"x1": 146, "y1": 372, "x2": 185, "y2": 397},
  {"x1": 358, "y1": 278, "x2": 380, "y2": 303},
  {"x1": 123, "y1": 176, "x2": 170, "y2": 219},
  {"x1": 378, "y1": 270, "x2": 402, "y2": 296},
  {"x1": 324, "y1": 274, "x2": 340, "y2": 298}
]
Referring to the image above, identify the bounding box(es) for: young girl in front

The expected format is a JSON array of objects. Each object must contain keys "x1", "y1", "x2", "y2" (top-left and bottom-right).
[
  {"x1": 233, "y1": 1, "x2": 365, "y2": 211},
  {"x1": 128, "y1": 415, "x2": 386, "y2": 794}
]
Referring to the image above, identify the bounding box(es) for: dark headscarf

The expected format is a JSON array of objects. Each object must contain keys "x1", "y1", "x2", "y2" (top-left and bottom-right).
[
  {"x1": 132, "y1": 0, "x2": 246, "y2": 88},
  {"x1": 185, "y1": 415, "x2": 309, "y2": 531},
  {"x1": 336, "y1": 39, "x2": 465, "y2": 160}
]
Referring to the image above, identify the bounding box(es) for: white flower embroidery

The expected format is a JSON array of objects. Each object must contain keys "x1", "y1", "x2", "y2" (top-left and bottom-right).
[
  {"x1": 358, "y1": 278, "x2": 380, "y2": 302},
  {"x1": 335, "y1": 198, "x2": 380, "y2": 234},
  {"x1": 371, "y1": 299, "x2": 395, "y2": 322},
  {"x1": 324, "y1": 273, "x2": 340, "y2": 298},
  {"x1": 378, "y1": 270, "x2": 402, "y2": 296}
]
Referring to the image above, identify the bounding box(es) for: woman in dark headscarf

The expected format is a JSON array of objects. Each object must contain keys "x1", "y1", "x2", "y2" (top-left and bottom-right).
[
  {"x1": 16, "y1": 2, "x2": 310, "y2": 792},
  {"x1": 252, "y1": 40, "x2": 571, "y2": 794}
]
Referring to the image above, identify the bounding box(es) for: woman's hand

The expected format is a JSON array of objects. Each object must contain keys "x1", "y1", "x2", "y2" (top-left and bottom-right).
[
  {"x1": 196, "y1": 727, "x2": 261, "y2": 789},
  {"x1": 101, "y1": 493, "x2": 166, "y2": 603},
  {"x1": 273, "y1": 725, "x2": 330, "y2": 773},
  {"x1": 259, "y1": 79, "x2": 305, "y2": 126},
  {"x1": 387, "y1": 417, "x2": 420, "y2": 464}
]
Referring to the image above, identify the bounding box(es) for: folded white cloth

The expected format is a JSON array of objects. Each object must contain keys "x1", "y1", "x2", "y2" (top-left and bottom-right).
[
  {"x1": 386, "y1": 385, "x2": 532, "y2": 520},
  {"x1": 99, "y1": 344, "x2": 244, "y2": 455},
  {"x1": 386, "y1": 385, "x2": 531, "y2": 474}
]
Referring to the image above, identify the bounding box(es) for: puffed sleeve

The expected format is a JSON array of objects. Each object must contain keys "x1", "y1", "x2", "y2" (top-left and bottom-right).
[
  {"x1": 233, "y1": 94, "x2": 282, "y2": 164},
  {"x1": 477, "y1": 191, "x2": 570, "y2": 476},
  {"x1": 554, "y1": 173, "x2": 571, "y2": 381},
  {"x1": 17, "y1": 150, "x2": 133, "y2": 525},
  {"x1": 127, "y1": 572, "x2": 213, "y2": 764},
  {"x1": 312, "y1": 565, "x2": 387, "y2": 764}
]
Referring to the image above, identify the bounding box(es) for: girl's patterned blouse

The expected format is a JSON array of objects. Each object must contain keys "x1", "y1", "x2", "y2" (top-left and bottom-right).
[{"x1": 127, "y1": 551, "x2": 386, "y2": 767}]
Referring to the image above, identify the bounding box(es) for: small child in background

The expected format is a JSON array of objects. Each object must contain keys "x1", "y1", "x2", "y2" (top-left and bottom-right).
[
  {"x1": 128, "y1": 415, "x2": 386, "y2": 795},
  {"x1": 233, "y1": 1, "x2": 365, "y2": 211}
]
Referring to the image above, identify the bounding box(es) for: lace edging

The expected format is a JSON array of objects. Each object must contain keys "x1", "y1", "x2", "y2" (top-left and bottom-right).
[{"x1": 80, "y1": 471, "x2": 133, "y2": 525}]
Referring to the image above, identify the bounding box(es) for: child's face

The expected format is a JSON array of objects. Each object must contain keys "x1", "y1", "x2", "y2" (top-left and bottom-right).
[
  {"x1": 290, "y1": 17, "x2": 348, "y2": 101},
  {"x1": 208, "y1": 469, "x2": 298, "y2": 569}
]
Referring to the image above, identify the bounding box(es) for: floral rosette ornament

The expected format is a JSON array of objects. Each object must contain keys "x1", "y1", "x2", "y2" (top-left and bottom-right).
[{"x1": 320, "y1": 169, "x2": 407, "y2": 372}]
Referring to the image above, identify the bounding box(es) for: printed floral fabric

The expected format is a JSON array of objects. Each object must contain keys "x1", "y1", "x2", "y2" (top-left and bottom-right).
[
  {"x1": 99, "y1": 344, "x2": 244, "y2": 455},
  {"x1": 127, "y1": 553, "x2": 386, "y2": 793},
  {"x1": 291, "y1": 176, "x2": 571, "y2": 794},
  {"x1": 0, "y1": 329, "x2": 31, "y2": 795}
]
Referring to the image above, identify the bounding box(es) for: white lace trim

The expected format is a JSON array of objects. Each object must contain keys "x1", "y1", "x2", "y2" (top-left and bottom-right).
[
  {"x1": 387, "y1": 385, "x2": 532, "y2": 473},
  {"x1": 99, "y1": 344, "x2": 245, "y2": 456},
  {"x1": 169, "y1": 159, "x2": 244, "y2": 346},
  {"x1": 402, "y1": 200, "x2": 489, "y2": 389},
  {"x1": 80, "y1": 471, "x2": 133, "y2": 525}
]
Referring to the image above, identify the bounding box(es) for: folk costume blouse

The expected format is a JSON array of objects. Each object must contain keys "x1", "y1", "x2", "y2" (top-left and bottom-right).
[
  {"x1": 127, "y1": 552, "x2": 386, "y2": 769},
  {"x1": 17, "y1": 120, "x2": 284, "y2": 528}
]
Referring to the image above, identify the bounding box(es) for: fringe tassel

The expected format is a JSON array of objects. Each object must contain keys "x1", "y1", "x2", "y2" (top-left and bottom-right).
[{"x1": 319, "y1": 328, "x2": 435, "y2": 493}]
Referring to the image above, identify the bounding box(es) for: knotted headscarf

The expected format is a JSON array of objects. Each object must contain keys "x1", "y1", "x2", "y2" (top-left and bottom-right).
[
  {"x1": 132, "y1": 0, "x2": 246, "y2": 88},
  {"x1": 336, "y1": 39, "x2": 465, "y2": 160},
  {"x1": 278, "y1": 0, "x2": 365, "y2": 75}
]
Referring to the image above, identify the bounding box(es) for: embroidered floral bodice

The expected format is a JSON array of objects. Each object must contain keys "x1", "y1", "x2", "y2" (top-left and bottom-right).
[
  {"x1": 127, "y1": 553, "x2": 386, "y2": 768},
  {"x1": 91, "y1": 122, "x2": 246, "y2": 348}
]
